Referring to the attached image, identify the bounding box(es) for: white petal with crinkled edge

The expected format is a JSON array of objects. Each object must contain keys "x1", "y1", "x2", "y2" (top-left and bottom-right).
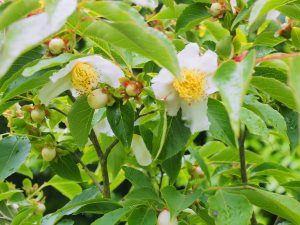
[
  {"x1": 131, "y1": 134, "x2": 152, "y2": 166},
  {"x1": 93, "y1": 118, "x2": 114, "y2": 137},
  {"x1": 131, "y1": 0, "x2": 158, "y2": 9},
  {"x1": 206, "y1": 75, "x2": 218, "y2": 95},
  {"x1": 181, "y1": 99, "x2": 210, "y2": 134},
  {"x1": 165, "y1": 91, "x2": 181, "y2": 116},
  {"x1": 38, "y1": 74, "x2": 72, "y2": 105},
  {"x1": 177, "y1": 43, "x2": 202, "y2": 71},
  {"x1": 197, "y1": 50, "x2": 218, "y2": 74}
]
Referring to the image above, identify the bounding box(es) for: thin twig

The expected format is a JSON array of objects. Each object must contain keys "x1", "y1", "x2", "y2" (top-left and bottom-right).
[
  {"x1": 238, "y1": 128, "x2": 258, "y2": 225},
  {"x1": 104, "y1": 139, "x2": 119, "y2": 159},
  {"x1": 72, "y1": 153, "x2": 103, "y2": 192},
  {"x1": 256, "y1": 52, "x2": 300, "y2": 63}
]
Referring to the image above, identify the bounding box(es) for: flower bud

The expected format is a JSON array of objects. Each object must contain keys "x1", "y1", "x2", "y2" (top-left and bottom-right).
[
  {"x1": 126, "y1": 83, "x2": 139, "y2": 97},
  {"x1": 31, "y1": 108, "x2": 45, "y2": 123},
  {"x1": 157, "y1": 209, "x2": 178, "y2": 225},
  {"x1": 87, "y1": 89, "x2": 109, "y2": 109},
  {"x1": 35, "y1": 202, "x2": 46, "y2": 214},
  {"x1": 210, "y1": 3, "x2": 222, "y2": 17},
  {"x1": 49, "y1": 38, "x2": 65, "y2": 55},
  {"x1": 42, "y1": 147, "x2": 56, "y2": 161}
]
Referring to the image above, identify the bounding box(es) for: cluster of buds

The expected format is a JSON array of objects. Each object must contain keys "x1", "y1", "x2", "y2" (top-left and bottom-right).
[
  {"x1": 210, "y1": 1, "x2": 229, "y2": 18},
  {"x1": 120, "y1": 77, "x2": 143, "y2": 98}
]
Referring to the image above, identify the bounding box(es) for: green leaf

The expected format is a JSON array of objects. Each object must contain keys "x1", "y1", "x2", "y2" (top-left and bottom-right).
[
  {"x1": 203, "y1": 21, "x2": 231, "y2": 41},
  {"x1": 278, "y1": 3, "x2": 300, "y2": 20},
  {"x1": 0, "y1": 189, "x2": 22, "y2": 201},
  {"x1": 290, "y1": 55, "x2": 300, "y2": 111},
  {"x1": 189, "y1": 148, "x2": 210, "y2": 183},
  {"x1": 254, "y1": 66, "x2": 287, "y2": 83},
  {"x1": 158, "y1": 113, "x2": 191, "y2": 160},
  {"x1": 68, "y1": 96, "x2": 94, "y2": 149},
  {"x1": 148, "y1": 4, "x2": 187, "y2": 21},
  {"x1": 0, "y1": 136, "x2": 31, "y2": 180},
  {"x1": 123, "y1": 166, "x2": 153, "y2": 189},
  {"x1": 11, "y1": 207, "x2": 37, "y2": 225},
  {"x1": 57, "y1": 220, "x2": 74, "y2": 225},
  {"x1": 161, "y1": 186, "x2": 201, "y2": 218},
  {"x1": 91, "y1": 208, "x2": 129, "y2": 225},
  {"x1": 42, "y1": 186, "x2": 100, "y2": 225},
  {"x1": 208, "y1": 190, "x2": 253, "y2": 225},
  {"x1": 163, "y1": 0, "x2": 174, "y2": 8},
  {"x1": 67, "y1": 12, "x2": 180, "y2": 77},
  {"x1": 1, "y1": 69, "x2": 56, "y2": 102},
  {"x1": 139, "y1": 109, "x2": 166, "y2": 158},
  {"x1": 254, "y1": 32, "x2": 285, "y2": 47},
  {"x1": 207, "y1": 99, "x2": 236, "y2": 148},
  {"x1": 214, "y1": 51, "x2": 256, "y2": 137},
  {"x1": 292, "y1": 27, "x2": 300, "y2": 49},
  {"x1": 74, "y1": 201, "x2": 121, "y2": 215},
  {"x1": 249, "y1": 0, "x2": 293, "y2": 26},
  {"x1": 22, "y1": 53, "x2": 76, "y2": 77},
  {"x1": 161, "y1": 152, "x2": 182, "y2": 183},
  {"x1": 107, "y1": 101, "x2": 134, "y2": 148},
  {"x1": 0, "y1": 0, "x2": 40, "y2": 30},
  {"x1": 124, "y1": 187, "x2": 163, "y2": 208},
  {"x1": 0, "y1": 0, "x2": 77, "y2": 77},
  {"x1": 84, "y1": 1, "x2": 145, "y2": 25},
  {"x1": 281, "y1": 107, "x2": 299, "y2": 149},
  {"x1": 128, "y1": 206, "x2": 156, "y2": 225},
  {"x1": 232, "y1": 187, "x2": 300, "y2": 225},
  {"x1": 50, "y1": 155, "x2": 81, "y2": 182},
  {"x1": 251, "y1": 76, "x2": 297, "y2": 111},
  {"x1": 175, "y1": 3, "x2": 210, "y2": 34},
  {"x1": 244, "y1": 95, "x2": 287, "y2": 137},
  {"x1": 240, "y1": 107, "x2": 269, "y2": 139},
  {"x1": 47, "y1": 175, "x2": 82, "y2": 199}
]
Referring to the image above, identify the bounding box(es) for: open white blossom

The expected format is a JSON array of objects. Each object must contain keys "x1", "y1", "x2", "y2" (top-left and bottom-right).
[
  {"x1": 131, "y1": 0, "x2": 158, "y2": 10},
  {"x1": 131, "y1": 134, "x2": 152, "y2": 166},
  {"x1": 38, "y1": 55, "x2": 124, "y2": 105},
  {"x1": 151, "y1": 43, "x2": 218, "y2": 134}
]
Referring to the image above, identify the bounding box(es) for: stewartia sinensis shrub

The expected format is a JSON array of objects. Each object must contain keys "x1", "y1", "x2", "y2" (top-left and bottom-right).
[{"x1": 0, "y1": 0, "x2": 300, "y2": 224}]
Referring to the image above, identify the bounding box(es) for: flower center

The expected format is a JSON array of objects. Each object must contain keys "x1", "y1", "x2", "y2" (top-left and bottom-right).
[
  {"x1": 71, "y1": 62, "x2": 98, "y2": 94},
  {"x1": 173, "y1": 69, "x2": 207, "y2": 103}
]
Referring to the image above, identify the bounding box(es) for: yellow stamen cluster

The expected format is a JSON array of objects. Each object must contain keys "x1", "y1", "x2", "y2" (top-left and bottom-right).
[
  {"x1": 173, "y1": 69, "x2": 207, "y2": 103},
  {"x1": 71, "y1": 62, "x2": 98, "y2": 94}
]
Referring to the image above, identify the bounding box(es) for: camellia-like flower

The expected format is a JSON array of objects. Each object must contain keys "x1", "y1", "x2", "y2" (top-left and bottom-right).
[
  {"x1": 38, "y1": 55, "x2": 124, "y2": 105},
  {"x1": 151, "y1": 43, "x2": 218, "y2": 134}
]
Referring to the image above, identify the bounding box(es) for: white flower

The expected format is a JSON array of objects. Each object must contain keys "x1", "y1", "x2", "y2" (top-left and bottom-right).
[
  {"x1": 131, "y1": 0, "x2": 158, "y2": 10},
  {"x1": 230, "y1": 0, "x2": 237, "y2": 14},
  {"x1": 38, "y1": 55, "x2": 124, "y2": 105},
  {"x1": 94, "y1": 118, "x2": 114, "y2": 137},
  {"x1": 266, "y1": 10, "x2": 280, "y2": 21},
  {"x1": 151, "y1": 43, "x2": 218, "y2": 134},
  {"x1": 131, "y1": 134, "x2": 152, "y2": 166}
]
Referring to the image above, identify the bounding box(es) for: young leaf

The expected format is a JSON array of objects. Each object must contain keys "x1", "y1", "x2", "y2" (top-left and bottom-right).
[
  {"x1": 214, "y1": 51, "x2": 256, "y2": 137},
  {"x1": 123, "y1": 166, "x2": 153, "y2": 189},
  {"x1": 161, "y1": 152, "x2": 182, "y2": 183},
  {"x1": 161, "y1": 186, "x2": 201, "y2": 218},
  {"x1": 208, "y1": 190, "x2": 253, "y2": 225},
  {"x1": 107, "y1": 101, "x2": 134, "y2": 148},
  {"x1": 0, "y1": 136, "x2": 31, "y2": 180},
  {"x1": 175, "y1": 3, "x2": 210, "y2": 34},
  {"x1": 68, "y1": 96, "x2": 94, "y2": 150}
]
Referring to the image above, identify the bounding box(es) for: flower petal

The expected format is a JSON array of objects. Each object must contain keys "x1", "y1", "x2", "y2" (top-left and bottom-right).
[
  {"x1": 177, "y1": 43, "x2": 202, "y2": 70},
  {"x1": 206, "y1": 75, "x2": 218, "y2": 95},
  {"x1": 181, "y1": 98, "x2": 210, "y2": 134},
  {"x1": 165, "y1": 91, "x2": 181, "y2": 116},
  {"x1": 38, "y1": 74, "x2": 72, "y2": 105},
  {"x1": 198, "y1": 50, "x2": 218, "y2": 74},
  {"x1": 131, "y1": 134, "x2": 152, "y2": 166},
  {"x1": 94, "y1": 118, "x2": 114, "y2": 137},
  {"x1": 131, "y1": 0, "x2": 158, "y2": 9}
]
